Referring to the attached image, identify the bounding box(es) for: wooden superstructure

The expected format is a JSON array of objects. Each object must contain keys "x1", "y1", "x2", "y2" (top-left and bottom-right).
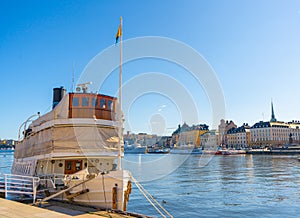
[{"x1": 69, "y1": 93, "x2": 116, "y2": 120}]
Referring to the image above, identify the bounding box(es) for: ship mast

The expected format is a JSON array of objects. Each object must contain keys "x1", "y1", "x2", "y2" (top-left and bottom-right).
[{"x1": 117, "y1": 16, "x2": 123, "y2": 170}]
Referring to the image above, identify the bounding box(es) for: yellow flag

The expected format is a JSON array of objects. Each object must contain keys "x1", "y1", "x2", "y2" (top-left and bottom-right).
[{"x1": 115, "y1": 25, "x2": 122, "y2": 44}]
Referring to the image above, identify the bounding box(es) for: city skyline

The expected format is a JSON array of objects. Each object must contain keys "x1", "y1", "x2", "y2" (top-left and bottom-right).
[{"x1": 1, "y1": 1, "x2": 300, "y2": 139}]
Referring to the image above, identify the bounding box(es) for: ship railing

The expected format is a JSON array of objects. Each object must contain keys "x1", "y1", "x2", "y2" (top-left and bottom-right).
[
  {"x1": 39, "y1": 173, "x2": 65, "y2": 189},
  {"x1": 0, "y1": 174, "x2": 40, "y2": 204},
  {"x1": 0, "y1": 173, "x2": 5, "y2": 193}
]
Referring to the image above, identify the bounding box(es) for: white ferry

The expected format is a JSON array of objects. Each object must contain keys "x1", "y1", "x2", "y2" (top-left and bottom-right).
[{"x1": 11, "y1": 86, "x2": 131, "y2": 210}]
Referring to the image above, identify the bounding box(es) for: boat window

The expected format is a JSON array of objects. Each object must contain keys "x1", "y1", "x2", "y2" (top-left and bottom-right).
[
  {"x1": 75, "y1": 162, "x2": 81, "y2": 170},
  {"x1": 66, "y1": 162, "x2": 72, "y2": 170},
  {"x1": 92, "y1": 98, "x2": 98, "y2": 107},
  {"x1": 72, "y1": 97, "x2": 79, "y2": 106},
  {"x1": 82, "y1": 97, "x2": 89, "y2": 106},
  {"x1": 108, "y1": 100, "x2": 113, "y2": 110},
  {"x1": 100, "y1": 99, "x2": 106, "y2": 109}
]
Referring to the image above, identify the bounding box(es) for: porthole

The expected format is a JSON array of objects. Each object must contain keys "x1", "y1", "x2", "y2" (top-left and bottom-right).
[{"x1": 58, "y1": 163, "x2": 63, "y2": 167}]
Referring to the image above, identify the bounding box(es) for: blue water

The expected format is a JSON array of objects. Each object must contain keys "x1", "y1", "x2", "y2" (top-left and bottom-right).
[
  {"x1": 124, "y1": 154, "x2": 300, "y2": 217},
  {"x1": 2, "y1": 152, "x2": 300, "y2": 217},
  {"x1": 0, "y1": 151, "x2": 14, "y2": 176}
]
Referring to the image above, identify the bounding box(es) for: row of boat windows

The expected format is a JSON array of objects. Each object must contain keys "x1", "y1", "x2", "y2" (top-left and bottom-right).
[
  {"x1": 56, "y1": 161, "x2": 111, "y2": 168},
  {"x1": 72, "y1": 97, "x2": 113, "y2": 110}
]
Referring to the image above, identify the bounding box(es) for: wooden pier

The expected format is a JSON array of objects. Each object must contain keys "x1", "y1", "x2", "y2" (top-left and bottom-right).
[{"x1": 0, "y1": 198, "x2": 150, "y2": 218}]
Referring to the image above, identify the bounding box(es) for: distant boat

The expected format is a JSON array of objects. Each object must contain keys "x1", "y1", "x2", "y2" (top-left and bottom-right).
[
  {"x1": 220, "y1": 149, "x2": 246, "y2": 155},
  {"x1": 124, "y1": 143, "x2": 147, "y2": 154},
  {"x1": 203, "y1": 150, "x2": 222, "y2": 155},
  {"x1": 147, "y1": 147, "x2": 170, "y2": 154},
  {"x1": 170, "y1": 145, "x2": 202, "y2": 154},
  {"x1": 0, "y1": 147, "x2": 14, "y2": 152}
]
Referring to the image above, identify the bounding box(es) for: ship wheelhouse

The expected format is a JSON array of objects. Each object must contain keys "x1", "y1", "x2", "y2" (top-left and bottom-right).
[{"x1": 68, "y1": 92, "x2": 116, "y2": 120}]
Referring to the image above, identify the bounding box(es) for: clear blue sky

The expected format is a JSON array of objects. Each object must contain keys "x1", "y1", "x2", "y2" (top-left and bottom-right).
[{"x1": 1, "y1": 0, "x2": 300, "y2": 139}]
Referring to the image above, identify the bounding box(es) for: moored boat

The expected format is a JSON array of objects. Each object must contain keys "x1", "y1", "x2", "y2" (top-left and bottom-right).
[
  {"x1": 0, "y1": 147, "x2": 14, "y2": 152},
  {"x1": 147, "y1": 147, "x2": 170, "y2": 154},
  {"x1": 220, "y1": 149, "x2": 246, "y2": 155},
  {"x1": 124, "y1": 143, "x2": 147, "y2": 154},
  {"x1": 11, "y1": 86, "x2": 132, "y2": 210},
  {"x1": 170, "y1": 145, "x2": 202, "y2": 154}
]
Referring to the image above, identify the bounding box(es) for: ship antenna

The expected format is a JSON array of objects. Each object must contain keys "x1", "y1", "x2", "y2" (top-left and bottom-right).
[{"x1": 72, "y1": 62, "x2": 75, "y2": 92}]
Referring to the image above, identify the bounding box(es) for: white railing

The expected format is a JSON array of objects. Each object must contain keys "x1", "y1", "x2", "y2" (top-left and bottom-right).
[
  {"x1": 0, "y1": 173, "x2": 4, "y2": 193},
  {"x1": 0, "y1": 174, "x2": 40, "y2": 203},
  {"x1": 39, "y1": 173, "x2": 65, "y2": 189}
]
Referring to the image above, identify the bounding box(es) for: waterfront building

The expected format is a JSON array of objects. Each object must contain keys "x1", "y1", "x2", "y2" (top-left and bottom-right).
[
  {"x1": 218, "y1": 119, "x2": 237, "y2": 147},
  {"x1": 0, "y1": 139, "x2": 16, "y2": 149},
  {"x1": 250, "y1": 121, "x2": 300, "y2": 147},
  {"x1": 249, "y1": 102, "x2": 300, "y2": 147},
  {"x1": 172, "y1": 122, "x2": 209, "y2": 147},
  {"x1": 200, "y1": 129, "x2": 219, "y2": 149},
  {"x1": 157, "y1": 136, "x2": 172, "y2": 148},
  {"x1": 227, "y1": 124, "x2": 250, "y2": 149},
  {"x1": 124, "y1": 132, "x2": 158, "y2": 147}
]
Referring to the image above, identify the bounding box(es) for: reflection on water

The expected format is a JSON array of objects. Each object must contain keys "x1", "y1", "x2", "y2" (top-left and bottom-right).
[{"x1": 125, "y1": 154, "x2": 300, "y2": 217}]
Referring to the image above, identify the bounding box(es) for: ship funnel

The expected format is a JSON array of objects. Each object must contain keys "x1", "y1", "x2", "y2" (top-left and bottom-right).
[{"x1": 53, "y1": 86, "x2": 66, "y2": 109}]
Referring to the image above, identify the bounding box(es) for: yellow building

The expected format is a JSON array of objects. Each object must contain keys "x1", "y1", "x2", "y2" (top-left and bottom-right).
[{"x1": 172, "y1": 123, "x2": 209, "y2": 147}]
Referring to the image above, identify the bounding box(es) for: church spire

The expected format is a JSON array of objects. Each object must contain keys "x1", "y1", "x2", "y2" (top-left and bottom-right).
[{"x1": 270, "y1": 100, "x2": 277, "y2": 122}]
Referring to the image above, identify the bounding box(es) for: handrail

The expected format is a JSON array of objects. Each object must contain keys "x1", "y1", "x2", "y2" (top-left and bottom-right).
[
  {"x1": 39, "y1": 173, "x2": 65, "y2": 188},
  {"x1": 1, "y1": 174, "x2": 40, "y2": 204},
  {"x1": 18, "y1": 113, "x2": 40, "y2": 141}
]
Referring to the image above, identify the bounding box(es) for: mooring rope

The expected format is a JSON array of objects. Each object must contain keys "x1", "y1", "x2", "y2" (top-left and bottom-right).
[{"x1": 131, "y1": 175, "x2": 173, "y2": 218}]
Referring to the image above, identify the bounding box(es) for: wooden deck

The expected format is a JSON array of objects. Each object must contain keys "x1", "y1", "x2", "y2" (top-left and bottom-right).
[{"x1": 0, "y1": 198, "x2": 150, "y2": 218}]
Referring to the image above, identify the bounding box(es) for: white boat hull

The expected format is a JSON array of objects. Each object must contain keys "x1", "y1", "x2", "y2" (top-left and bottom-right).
[
  {"x1": 59, "y1": 170, "x2": 131, "y2": 210},
  {"x1": 12, "y1": 158, "x2": 132, "y2": 211}
]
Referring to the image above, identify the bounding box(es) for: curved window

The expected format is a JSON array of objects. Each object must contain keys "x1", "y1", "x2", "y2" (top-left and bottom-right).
[
  {"x1": 108, "y1": 100, "x2": 113, "y2": 110},
  {"x1": 100, "y1": 99, "x2": 106, "y2": 109}
]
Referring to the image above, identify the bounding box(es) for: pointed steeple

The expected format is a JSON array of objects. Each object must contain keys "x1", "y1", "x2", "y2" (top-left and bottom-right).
[{"x1": 270, "y1": 100, "x2": 277, "y2": 122}]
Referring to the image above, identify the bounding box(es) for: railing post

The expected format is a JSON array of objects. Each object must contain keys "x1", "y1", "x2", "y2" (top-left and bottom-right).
[
  {"x1": 4, "y1": 174, "x2": 7, "y2": 199},
  {"x1": 32, "y1": 177, "x2": 36, "y2": 204}
]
